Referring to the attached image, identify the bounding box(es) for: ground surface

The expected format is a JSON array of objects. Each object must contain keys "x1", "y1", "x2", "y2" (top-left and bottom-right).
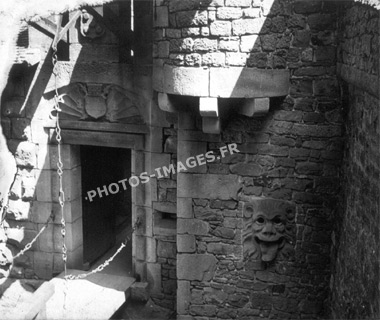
[{"x1": 112, "y1": 299, "x2": 175, "y2": 320}]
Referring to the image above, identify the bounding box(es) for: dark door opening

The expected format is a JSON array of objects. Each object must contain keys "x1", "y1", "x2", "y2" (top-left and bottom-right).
[{"x1": 81, "y1": 145, "x2": 132, "y2": 269}]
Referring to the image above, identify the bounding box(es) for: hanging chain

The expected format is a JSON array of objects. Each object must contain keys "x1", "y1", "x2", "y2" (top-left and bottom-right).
[
  {"x1": 65, "y1": 218, "x2": 141, "y2": 280},
  {"x1": 51, "y1": 46, "x2": 67, "y2": 277},
  {"x1": 13, "y1": 213, "x2": 54, "y2": 259}
]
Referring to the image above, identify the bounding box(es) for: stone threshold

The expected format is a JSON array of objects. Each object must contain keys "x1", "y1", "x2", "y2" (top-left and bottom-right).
[{"x1": 44, "y1": 269, "x2": 136, "y2": 320}]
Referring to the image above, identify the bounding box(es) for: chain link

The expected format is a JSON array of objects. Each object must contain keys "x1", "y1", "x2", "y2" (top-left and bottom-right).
[
  {"x1": 13, "y1": 213, "x2": 54, "y2": 260},
  {"x1": 50, "y1": 26, "x2": 140, "y2": 281},
  {"x1": 65, "y1": 219, "x2": 140, "y2": 280},
  {"x1": 51, "y1": 47, "x2": 67, "y2": 277}
]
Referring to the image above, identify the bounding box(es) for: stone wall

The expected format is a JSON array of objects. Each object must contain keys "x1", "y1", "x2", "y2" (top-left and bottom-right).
[
  {"x1": 170, "y1": 0, "x2": 344, "y2": 318},
  {"x1": 330, "y1": 2, "x2": 380, "y2": 318}
]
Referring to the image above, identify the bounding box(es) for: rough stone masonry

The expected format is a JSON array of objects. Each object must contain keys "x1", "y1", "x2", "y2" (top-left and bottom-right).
[{"x1": 0, "y1": 0, "x2": 379, "y2": 319}]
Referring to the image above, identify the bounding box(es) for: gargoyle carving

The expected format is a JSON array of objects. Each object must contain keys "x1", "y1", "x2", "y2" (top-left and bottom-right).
[
  {"x1": 242, "y1": 198, "x2": 295, "y2": 262},
  {"x1": 54, "y1": 83, "x2": 144, "y2": 123}
]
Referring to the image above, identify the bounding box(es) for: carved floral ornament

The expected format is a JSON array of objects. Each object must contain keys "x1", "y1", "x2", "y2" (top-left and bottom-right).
[
  {"x1": 51, "y1": 82, "x2": 144, "y2": 124},
  {"x1": 243, "y1": 198, "x2": 295, "y2": 263}
]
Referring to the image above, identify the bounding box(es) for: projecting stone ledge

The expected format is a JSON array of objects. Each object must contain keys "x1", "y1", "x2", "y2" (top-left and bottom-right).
[
  {"x1": 153, "y1": 65, "x2": 290, "y2": 98},
  {"x1": 154, "y1": 66, "x2": 290, "y2": 134}
]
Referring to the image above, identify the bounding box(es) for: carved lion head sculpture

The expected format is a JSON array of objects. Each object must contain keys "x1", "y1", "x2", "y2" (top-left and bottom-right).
[{"x1": 242, "y1": 198, "x2": 295, "y2": 262}]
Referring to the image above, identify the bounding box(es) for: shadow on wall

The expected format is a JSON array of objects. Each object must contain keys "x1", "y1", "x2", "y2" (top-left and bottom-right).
[
  {"x1": 0, "y1": 1, "x2": 150, "y2": 282},
  {"x1": 162, "y1": 0, "x2": 344, "y2": 318}
]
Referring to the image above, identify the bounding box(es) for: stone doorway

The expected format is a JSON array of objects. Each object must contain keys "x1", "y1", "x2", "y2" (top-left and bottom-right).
[{"x1": 80, "y1": 145, "x2": 132, "y2": 271}]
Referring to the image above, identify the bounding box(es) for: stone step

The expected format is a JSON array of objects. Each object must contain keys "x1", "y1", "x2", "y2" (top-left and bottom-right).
[{"x1": 44, "y1": 269, "x2": 135, "y2": 320}]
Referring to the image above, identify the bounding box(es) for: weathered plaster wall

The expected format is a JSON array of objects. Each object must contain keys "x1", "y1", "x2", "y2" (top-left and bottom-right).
[
  {"x1": 168, "y1": 0, "x2": 344, "y2": 318},
  {"x1": 330, "y1": 2, "x2": 380, "y2": 318}
]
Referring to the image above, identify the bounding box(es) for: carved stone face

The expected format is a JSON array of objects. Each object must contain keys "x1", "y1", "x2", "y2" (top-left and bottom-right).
[{"x1": 243, "y1": 198, "x2": 295, "y2": 262}]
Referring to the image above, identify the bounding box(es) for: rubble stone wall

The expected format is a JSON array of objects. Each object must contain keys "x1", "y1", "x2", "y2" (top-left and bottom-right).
[
  {"x1": 167, "y1": 0, "x2": 345, "y2": 318},
  {"x1": 330, "y1": 2, "x2": 380, "y2": 319}
]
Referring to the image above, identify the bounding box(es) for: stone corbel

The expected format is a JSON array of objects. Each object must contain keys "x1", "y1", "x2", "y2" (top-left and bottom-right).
[
  {"x1": 154, "y1": 66, "x2": 290, "y2": 134},
  {"x1": 199, "y1": 97, "x2": 220, "y2": 134},
  {"x1": 237, "y1": 97, "x2": 270, "y2": 117}
]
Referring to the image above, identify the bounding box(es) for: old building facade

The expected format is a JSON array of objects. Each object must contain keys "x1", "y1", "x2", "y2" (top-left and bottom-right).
[{"x1": 0, "y1": 0, "x2": 379, "y2": 319}]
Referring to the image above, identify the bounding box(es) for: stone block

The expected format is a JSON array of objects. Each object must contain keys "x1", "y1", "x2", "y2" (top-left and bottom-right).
[
  {"x1": 177, "y1": 254, "x2": 217, "y2": 281},
  {"x1": 51, "y1": 167, "x2": 81, "y2": 202},
  {"x1": 51, "y1": 198, "x2": 82, "y2": 224},
  {"x1": 34, "y1": 251, "x2": 53, "y2": 280},
  {"x1": 185, "y1": 53, "x2": 201, "y2": 66},
  {"x1": 178, "y1": 140, "x2": 207, "y2": 174},
  {"x1": 158, "y1": 41, "x2": 170, "y2": 58},
  {"x1": 207, "y1": 243, "x2": 242, "y2": 259},
  {"x1": 232, "y1": 18, "x2": 265, "y2": 35},
  {"x1": 240, "y1": 35, "x2": 260, "y2": 52},
  {"x1": 219, "y1": 38, "x2": 239, "y2": 52},
  {"x1": 131, "y1": 282, "x2": 149, "y2": 302},
  {"x1": 147, "y1": 262, "x2": 162, "y2": 293},
  {"x1": 162, "y1": 65, "x2": 209, "y2": 96},
  {"x1": 314, "y1": 78, "x2": 339, "y2": 97},
  {"x1": 157, "y1": 240, "x2": 176, "y2": 259},
  {"x1": 177, "y1": 197, "x2": 193, "y2": 219},
  {"x1": 217, "y1": 7, "x2": 242, "y2": 20},
  {"x1": 202, "y1": 52, "x2": 225, "y2": 67},
  {"x1": 177, "y1": 280, "x2": 191, "y2": 314},
  {"x1": 201, "y1": 26, "x2": 210, "y2": 36},
  {"x1": 153, "y1": 201, "x2": 176, "y2": 213},
  {"x1": 166, "y1": 28, "x2": 181, "y2": 38},
  {"x1": 178, "y1": 173, "x2": 240, "y2": 200},
  {"x1": 145, "y1": 127, "x2": 163, "y2": 154},
  {"x1": 176, "y1": 10, "x2": 208, "y2": 27},
  {"x1": 247, "y1": 52, "x2": 268, "y2": 68},
  {"x1": 178, "y1": 218, "x2": 209, "y2": 235},
  {"x1": 210, "y1": 21, "x2": 232, "y2": 36},
  {"x1": 209, "y1": 67, "x2": 290, "y2": 98},
  {"x1": 35, "y1": 170, "x2": 52, "y2": 202},
  {"x1": 146, "y1": 237, "x2": 157, "y2": 263},
  {"x1": 66, "y1": 245, "x2": 83, "y2": 269},
  {"x1": 49, "y1": 144, "x2": 80, "y2": 171},
  {"x1": 230, "y1": 163, "x2": 262, "y2": 176},
  {"x1": 154, "y1": 6, "x2": 169, "y2": 27},
  {"x1": 293, "y1": 30, "x2": 311, "y2": 48},
  {"x1": 15, "y1": 141, "x2": 37, "y2": 168},
  {"x1": 148, "y1": 152, "x2": 171, "y2": 175},
  {"x1": 293, "y1": 0, "x2": 322, "y2": 14},
  {"x1": 243, "y1": 8, "x2": 261, "y2": 18},
  {"x1": 134, "y1": 235, "x2": 146, "y2": 261},
  {"x1": 53, "y1": 219, "x2": 83, "y2": 252},
  {"x1": 6, "y1": 200, "x2": 31, "y2": 221},
  {"x1": 194, "y1": 38, "x2": 218, "y2": 52},
  {"x1": 177, "y1": 234, "x2": 196, "y2": 253},
  {"x1": 190, "y1": 305, "x2": 217, "y2": 317},
  {"x1": 226, "y1": 0, "x2": 251, "y2": 7},
  {"x1": 226, "y1": 52, "x2": 248, "y2": 66},
  {"x1": 169, "y1": 38, "x2": 194, "y2": 53},
  {"x1": 181, "y1": 27, "x2": 201, "y2": 37}
]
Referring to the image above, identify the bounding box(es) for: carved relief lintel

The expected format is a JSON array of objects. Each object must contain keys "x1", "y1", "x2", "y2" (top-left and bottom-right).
[{"x1": 54, "y1": 82, "x2": 144, "y2": 124}]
